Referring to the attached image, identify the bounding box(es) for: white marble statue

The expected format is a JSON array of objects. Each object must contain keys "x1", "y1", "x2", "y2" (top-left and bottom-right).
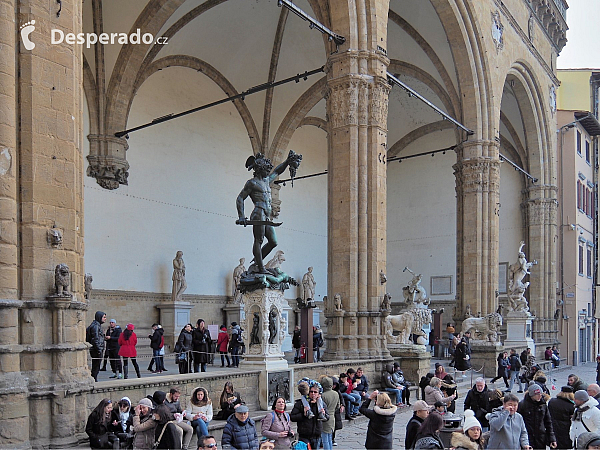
[
  {"x1": 301, "y1": 267, "x2": 316, "y2": 301},
  {"x1": 507, "y1": 241, "x2": 537, "y2": 313},
  {"x1": 461, "y1": 312, "x2": 503, "y2": 342},
  {"x1": 232, "y1": 258, "x2": 246, "y2": 296},
  {"x1": 402, "y1": 266, "x2": 429, "y2": 305},
  {"x1": 265, "y1": 250, "x2": 285, "y2": 269},
  {"x1": 171, "y1": 251, "x2": 187, "y2": 301},
  {"x1": 385, "y1": 308, "x2": 433, "y2": 344}
]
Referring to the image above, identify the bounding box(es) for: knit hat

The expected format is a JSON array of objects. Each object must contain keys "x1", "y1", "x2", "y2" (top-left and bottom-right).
[
  {"x1": 138, "y1": 398, "x2": 153, "y2": 408},
  {"x1": 235, "y1": 405, "x2": 249, "y2": 413},
  {"x1": 434, "y1": 401, "x2": 445, "y2": 408},
  {"x1": 110, "y1": 319, "x2": 116, "y2": 323},
  {"x1": 413, "y1": 400, "x2": 430, "y2": 411},
  {"x1": 153, "y1": 391, "x2": 166, "y2": 405},
  {"x1": 576, "y1": 432, "x2": 600, "y2": 449},
  {"x1": 462, "y1": 409, "x2": 482, "y2": 433},
  {"x1": 231, "y1": 322, "x2": 238, "y2": 326},
  {"x1": 528, "y1": 381, "x2": 542, "y2": 396},
  {"x1": 561, "y1": 386, "x2": 574, "y2": 393},
  {"x1": 575, "y1": 390, "x2": 590, "y2": 402},
  {"x1": 126, "y1": 323, "x2": 134, "y2": 331}
]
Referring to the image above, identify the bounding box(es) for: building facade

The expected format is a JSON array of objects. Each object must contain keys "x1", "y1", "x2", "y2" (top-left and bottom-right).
[{"x1": 1, "y1": 0, "x2": 567, "y2": 446}]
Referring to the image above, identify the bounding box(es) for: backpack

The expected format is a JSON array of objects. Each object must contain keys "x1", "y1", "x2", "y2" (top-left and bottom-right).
[
  {"x1": 237, "y1": 332, "x2": 244, "y2": 344},
  {"x1": 511, "y1": 355, "x2": 521, "y2": 370},
  {"x1": 86, "y1": 324, "x2": 94, "y2": 344},
  {"x1": 291, "y1": 440, "x2": 309, "y2": 450}
]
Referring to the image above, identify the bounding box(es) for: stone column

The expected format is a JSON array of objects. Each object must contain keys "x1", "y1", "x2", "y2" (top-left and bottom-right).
[
  {"x1": 453, "y1": 141, "x2": 501, "y2": 323},
  {"x1": 323, "y1": 50, "x2": 390, "y2": 360},
  {"x1": 0, "y1": 0, "x2": 29, "y2": 447},
  {"x1": 11, "y1": 0, "x2": 91, "y2": 447},
  {"x1": 523, "y1": 185, "x2": 558, "y2": 344}
]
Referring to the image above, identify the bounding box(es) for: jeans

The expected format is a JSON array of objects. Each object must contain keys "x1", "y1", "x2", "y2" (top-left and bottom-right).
[
  {"x1": 342, "y1": 393, "x2": 361, "y2": 415},
  {"x1": 385, "y1": 387, "x2": 404, "y2": 404},
  {"x1": 191, "y1": 418, "x2": 209, "y2": 445},
  {"x1": 231, "y1": 346, "x2": 240, "y2": 367},
  {"x1": 152, "y1": 349, "x2": 165, "y2": 371},
  {"x1": 220, "y1": 351, "x2": 230, "y2": 367},
  {"x1": 508, "y1": 370, "x2": 523, "y2": 391},
  {"x1": 321, "y1": 432, "x2": 333, "y2": 450}
]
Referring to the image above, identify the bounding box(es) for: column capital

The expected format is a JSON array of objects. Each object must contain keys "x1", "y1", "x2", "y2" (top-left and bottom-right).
[{"x1": 86, "y1": 134, "x2": 129, "y2": 190}]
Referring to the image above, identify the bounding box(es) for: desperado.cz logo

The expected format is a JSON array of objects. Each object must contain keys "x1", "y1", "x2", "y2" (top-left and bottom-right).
[{"x1": 19, "y1": 21, "x2": 168, "y2": 50}]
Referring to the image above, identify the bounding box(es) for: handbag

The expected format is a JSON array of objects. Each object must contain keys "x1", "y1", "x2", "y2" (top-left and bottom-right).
[
  {"x1": 177, "y1": 352, "x2": 187, "y2": 363},
  {"x1": 153, "y1": 421, "x2": 174, "y2": 449},
  {"x1": 159, "y1": 346, "x2": 165, "y2": 356}
]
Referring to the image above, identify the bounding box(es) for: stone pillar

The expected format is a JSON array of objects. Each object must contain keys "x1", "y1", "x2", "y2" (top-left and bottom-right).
[
  {"x1": 156, "y1": 302, "x2": 193, "y2": 351},
  {"x1": 454, "y1": 141, "x2": 501, "y2": 320},
  {"x1": 523, "y1": 185, "x2": 558, "y2": 345},
  {"x1": 323, "y1": 50, "x2": 390, "y2": 361},
  {"x1": 5, "y1": 0, "x2": 91, "y2": 446}
]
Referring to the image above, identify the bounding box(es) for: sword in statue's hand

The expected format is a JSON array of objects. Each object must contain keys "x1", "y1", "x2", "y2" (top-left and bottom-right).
[{"x1": 236, "y1": 218, "x2": 283, "y2": 227}]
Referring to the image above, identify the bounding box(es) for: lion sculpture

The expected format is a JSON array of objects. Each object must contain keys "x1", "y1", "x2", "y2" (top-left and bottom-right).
[
  {"x1": 54, "y1": 263, "x2": 71, "y2": 297},
  {"x1": 461, "y1": 312, "x2": 503, "y2": 342},
  {"x1": 385, "y1": 308, "x2": 433, "y2": 344}
]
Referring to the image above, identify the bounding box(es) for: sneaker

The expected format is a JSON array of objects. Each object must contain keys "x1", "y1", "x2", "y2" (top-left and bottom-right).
[
  {"x1": 117, "y1": 374, "x2": 122, "y2": 379},
  {"x1": 109, "y1": 374, "x2": 118, "y2": 379},
  {"x1": 318, "y1": 412, "x2": 327, "y2": 421},
  {"x1": 504, "y1": 390, "x2": 511, "y2": 393},
  {"x1": 333, "y1": 442, "x2": 338, "y2": 447},
  {"x1": 517, "y1": 390, "x2": 524, "y2": 393},
  {"x1": 162, "y1": 368, "x2": 168, "y2": 371},
  {"x1": 345, "y1": 415, "x2": 355, "y2": 420},
  {"x1": 306, "y1": 410, "x2": 315, "y2": 420}
]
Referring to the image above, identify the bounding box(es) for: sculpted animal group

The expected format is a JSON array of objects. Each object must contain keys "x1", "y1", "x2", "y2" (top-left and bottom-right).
[{"x1": 461, "y1": 312, "x2": 503, "y2": 342}]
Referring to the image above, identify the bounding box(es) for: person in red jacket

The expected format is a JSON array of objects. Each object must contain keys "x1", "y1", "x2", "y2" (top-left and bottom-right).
[
  {"x1": 216, "y1": 325, "x2": 231, "y2": 368},
  {"x1": 118, "y1": 323, "x2": 141, "y2": 379}
]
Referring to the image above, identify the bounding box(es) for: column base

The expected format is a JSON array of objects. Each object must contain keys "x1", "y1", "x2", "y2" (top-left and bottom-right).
[
  {"x1": 469, "y1": 340, "x2": 504, "y2": 377},
  {"x1": 388, "y1": 343, "x2": 431, "y2": 383}
]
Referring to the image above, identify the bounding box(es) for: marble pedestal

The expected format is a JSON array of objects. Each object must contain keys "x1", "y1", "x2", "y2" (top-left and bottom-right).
[
  {"x1": 503, "y1": 311, "x2": 535, "y2": 354},
  {"x1": 224, "y1": 302, "x2": 245, "y2": 330},
  {"x1": 156, "y1": 302, "x2": 193, "y2": 350},
  {"x1": 388, "y1": 343, "x2": 431, "y2": 385},
  {"x1": 469, "y1": 340, "x2": 504, "y2": 377},
  {"x1": 240, "y1": 288, "x2": 290, "y2": 409}
]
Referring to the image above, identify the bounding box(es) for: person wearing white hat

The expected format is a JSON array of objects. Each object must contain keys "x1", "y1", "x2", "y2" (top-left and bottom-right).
[
  {"x1": 451, "y1": 410, "x2": 485, "y2": 450},
  {"x1": 571, "y1": 390, "x2": 600, "y2": 446},
  {"x1": 133, "y1": 398, "x2": 156, "y2": 449}
]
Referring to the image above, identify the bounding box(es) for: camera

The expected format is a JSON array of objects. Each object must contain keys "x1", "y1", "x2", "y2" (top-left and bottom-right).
[{"x1": 287, "y1": 431, "x2": 294, "y2": 437}]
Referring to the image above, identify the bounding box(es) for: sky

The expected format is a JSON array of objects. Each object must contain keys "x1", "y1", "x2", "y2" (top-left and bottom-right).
[{"x1": 557, "y1": 0, "x2": 600, "y2": 69}]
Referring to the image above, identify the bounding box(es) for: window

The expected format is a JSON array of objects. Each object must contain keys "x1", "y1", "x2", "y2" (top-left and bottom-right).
[
  {"x1": 586, "y1": 140, "x2": 591, "y2": 164},
  {"x1": 587, "y1": 247, "x2": 592, "y2": 277},
  {"x1": 579, "y1": 244, "x2": 584, "y2": 275},
  {"x1": 577, "y1": 130, "x2": 582, "y2": 155},
  {"x1": 577, "y1": 180, "x2": 582, "y2": 209}
]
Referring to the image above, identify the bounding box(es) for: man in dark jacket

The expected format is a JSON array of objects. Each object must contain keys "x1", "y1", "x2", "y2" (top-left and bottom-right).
[
  {"x1": 230, "y1": 322, "x2": 242, "y2": 368},
  {"x1": 392, "y1": 362, "x2": 412, "y2": 405},
  {"x1": 464, "y1": 378, "x2": 491, "y2": 429},
  {"x1": 104, "y1": 319, "x2": 122, "y2": 379},
  {"x1": 548, "y1": 386, "x2": 575, "y2": 450},
  {"x1": 405, "y1": 400, "x2": 430, "y2": 449},
  {"x1": 569, "y1": 374, "x2": 589, "y2": 393},
  {"x1": 521, "y1": 348, "x2": 531, "y2": 366},
  {"x1": 507, "y1": 348, "x2": 524, "y2": 393},
  {"x1": 518, "y1": 382, "x2": 557, "y2": 450},
  {"x1": 292, "y1": 326, "x2": 301, "y2": 363},
  {"x1": 148, "y1": 324, "x2": 166, "y2": 373},
  {"x1": 87, "y1": 311, "x2": 106, "y2": 382},
  {"x1": 221, "y1": 405, "x2": 258, "y2": 450},
  {"x1": 291, "y1": 384, "x2": 329, "y2": 449}
]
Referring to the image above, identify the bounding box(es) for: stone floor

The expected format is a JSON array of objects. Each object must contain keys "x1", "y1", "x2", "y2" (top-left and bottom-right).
[{"x1": 333, "y1": 357, "x2": 596, "y2": 449}]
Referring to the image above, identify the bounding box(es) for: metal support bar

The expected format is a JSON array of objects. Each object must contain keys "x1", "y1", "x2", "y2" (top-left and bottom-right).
[
  {"x1": 277, "y1": 0, "x2": 346, "y2": 47},
  {"x1": 499, "y1": 153, "x2": 538, "y2": 182},
  {"x1": 114, "y1": 66, "x2": 325, "y2": 138},
  {"x1": 386, "y1": 145, "x2": 457, "y2": 163},
  {"x1": 387, "y1": 72, "x2": 474, "y2": 136}
]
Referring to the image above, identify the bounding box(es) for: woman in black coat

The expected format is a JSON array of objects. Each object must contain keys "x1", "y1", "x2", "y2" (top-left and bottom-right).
[
  {"x1": 85, "y1": 398, "x2": 120, "y2": 449},
  {"x1": 547, "y1": 387, "x2": 575, "y2": 450},
  {"x1": 153, "y1": 404, "x2": 182, "y2": 449},
  {"x1": 490, "y1": 351, "x2": 509, "y2": 388},
  {"x1": 413, "y1": 412, "x2": 445, "y2": 450},
  {"x1": 454, "y1": 339, "x2": 471, "y2": 373},
  {"x1": 192, "y1": 319, "x2": 212, "y2": 372},
  {"x1": 359, "y1": 391, "x2": 397, "y2": 450},
  {"x1": 175, "y1": 324, "x2": 193, "y2": 374}
]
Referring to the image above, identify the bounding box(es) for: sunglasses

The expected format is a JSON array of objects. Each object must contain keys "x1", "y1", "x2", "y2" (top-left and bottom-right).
[
  {"x1": 204, "y1": 444, "x2": 218, "y2": 449},
  {"x1": 309, "y1": 390, "x2": 319, "y2": 394}
]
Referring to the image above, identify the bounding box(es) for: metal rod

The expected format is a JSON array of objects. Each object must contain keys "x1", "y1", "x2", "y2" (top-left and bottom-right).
[
  {"x1": 387, "y1": 72, "x2": 474, "y2": 136},
  {"x1": 386, "y1": 145, "x2": 457, "y2": 163},
  {"x1": 114, "y1": 66, "x2": 325, "y2": 138},
  {"x1": 499, "y1": 153, "x2": 538, "y2": 182},
  {"x1": 277, "y1": 0, "x2": 346, "y2": 46},
  {"x1": 274, "y1": 170, "x2": 328, "y2": 185}
]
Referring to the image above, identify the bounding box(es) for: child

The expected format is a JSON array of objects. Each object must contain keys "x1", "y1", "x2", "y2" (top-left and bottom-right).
[{"x1": 297, "y1": 378, "x2": 327, "y2": 421}]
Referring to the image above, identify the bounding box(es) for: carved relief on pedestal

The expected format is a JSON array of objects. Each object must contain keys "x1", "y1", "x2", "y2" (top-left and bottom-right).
[{"x1": 243, "y1": 289, "x2": 286, "y2": 357}]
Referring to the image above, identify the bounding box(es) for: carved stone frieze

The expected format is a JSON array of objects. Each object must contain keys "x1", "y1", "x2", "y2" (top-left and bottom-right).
[
  {"x1": 87, "y1": 135, "x2": 130, "y2": 190},
  {"x1": 369, "y1": 79, "x2": 391, "y2": 129},
  {"x1": 524, "y1": 197, "x2": 558, "y2": 226},
  {"x1": 327, "y1": 78, "x2": 361, "y2": 129},
  {"x1": 453, "y1": 158, "x2": 501, "y2": 194}
]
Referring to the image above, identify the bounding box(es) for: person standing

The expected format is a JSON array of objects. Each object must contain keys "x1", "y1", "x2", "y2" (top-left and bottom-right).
[
  {"x1": 313, "y1": 326, "x2": 323, "y2": 363},
  {"x1": 261, "y1": 397, "x2": 294, "y2": 450},
  {"x1": 359, "y1": 391, "x2": 397, "y2": 450},
  {"x1": 569, "y1": 374, "x2": 589, "y2": 393},
  {"x1": 217, "y1": 325, "x2": 231, "y2": 368},
  {"x1": 87, "y1": 311, "x2": 107, "y2": 382},
  {"x1": 487, "y1": 393, "x2": 531, "y2": 450},
  {"x1": 451, "y1": 410, "x2": 485, "y2": 450},
  {"x1": 506, "y1": 348, "x2": 524, "y2": 393},
  {"x1": 175, "y1": 324, "x2": 193, "y2": 374},
  {"x1": 454, "y1": 338, "x2": 471, "y2": 378},
  {"x1": 319, "y1": 376, "x2": 340, "y2": 450},
  {"x1": 406, "y1": 401, "x2": 430, "y2": 450},
  {"x1": 491, "y1": 351, "x2": 510, "y2": 389},
  {"x1": 118, "y1": 323, "x2": 140, "y2": 379},
  {"x1": 148, "y1": 324, "x2": 166, "y2": 373},
  {"x1": 230, "y1": 322, "x2": 242, "y2": 368},
  {"x1": 571, "y1": 390, "x2": 600, "y2": 445},
  {"x1": 193, "y1": 319, "x2": 212, "y2": 372},
  {"x1": 104, "y1": 319, "x2": 122, "y2": 379},
  {"x1": 464, "y1": 378, "x2": 490, "y2": 430},
  {"x1": 292, "y1": 326, "x2": 301, "y2": 364},
  {"x1": 518, "y1": 382, "x2": 556, "y2": 450},
  {"x1": 548, "y1": 386, "x2": 575, "y2": 450},
  {"x1": 412, "y1": 411, "x2": 445, "y2": 450},
  {"x1": 291, "y1": 383, "x2": 329, "y2": 450}
]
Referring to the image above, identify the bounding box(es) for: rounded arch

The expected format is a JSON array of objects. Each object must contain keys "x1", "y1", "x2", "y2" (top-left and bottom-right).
[{"x1": 134, "y1": 55, "x2": 262, "y2": 154}]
